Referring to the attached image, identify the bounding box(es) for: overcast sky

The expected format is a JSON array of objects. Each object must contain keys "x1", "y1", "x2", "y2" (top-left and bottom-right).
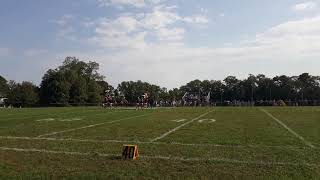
[{"x1": 0, "y1": 0, "x2": 320, "y2": 89}]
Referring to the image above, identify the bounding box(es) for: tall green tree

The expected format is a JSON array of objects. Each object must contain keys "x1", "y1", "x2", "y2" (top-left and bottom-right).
[
  {"x1": 40, "y1": 70, "x2": 71, "y2": 104},
  {"x1": 209, "y1": 80, "x2": 225, "y2": 102},
  {"x1": 7, "y1": 81, "x2": 39, "y2": 107},
  {"x1": 0, "y1": 75, "x2": 9, "y2": 97},
  {"x1": 117, "y1": 81, "x2": 161, "y2": 103},
  {"x1": 224, "y1": 76, "x2": 240, "y2": 101},
  {"x1": 40, "y1": 57, "x2": 106, "y2": 105}
]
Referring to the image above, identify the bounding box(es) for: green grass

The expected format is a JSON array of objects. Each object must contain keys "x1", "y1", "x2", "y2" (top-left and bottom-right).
[
  {"x1": 267, "y1": 107, "x2": 320, "y2": 145},
  {"x1": 0, "y1": 106, "x2": 320, "y2": 179}
]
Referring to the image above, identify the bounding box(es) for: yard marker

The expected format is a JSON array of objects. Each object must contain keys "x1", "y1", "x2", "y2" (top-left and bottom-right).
[
  {"x1": 122, "y1": 145, "x2": 139, "y2": 160},
  {"x1": 150, "y1": 110, "x2": 213, "y2": 142},
  {"x1": 0, "y1": 146, "x2": 318, "y2": 167},
  {"x1": 37, "y1": 113, "x2": 151, "y2": 138},
  {"x1": 260, "y1": 109, "x2": 315, "y2": 148}
]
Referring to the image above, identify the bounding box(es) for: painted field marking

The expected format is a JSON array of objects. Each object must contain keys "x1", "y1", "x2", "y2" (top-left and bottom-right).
[
  {"x1": 198, "y1": 119, "x2": 216, "y2": 123},
  {"x1": 2, "y1": 109, "x2": 120, "y2": 121},
  {"x1": 1, "y1": 136, "x2": 318, "y2": 150},
  {"x1": 59, "y1": 118, "x2": 83, "y2": 122},
  {"x1": 2, "y1": 110, "x2": 82, "y2": 121},
  {"x1": 37, "y1": 113, "x2": 151, "y2": 138},
  {"x1": 150, "y1": 110, "x2": 213, "y2": 142},
  {"x1": 92, "y1": 110, "x2": 126, "y2": 116},
  {"x1": 0, "y1": 146, "x2": 118, "y2": 157},
  {"x1": 171, "y1": 119, "x2": 187, "y2": 123},
  {"x1": 36, "y1": 118, "x2": 83, "y2": 122},
  {"x1": 0, "y1": 146, "x2": 318, "y2": 167},
  {"x1": 36, "y1": 118, "x2": 56, "y2": 122},
  {"x1": 260, "y1": 109, "x2": 315, "y2": 149}
]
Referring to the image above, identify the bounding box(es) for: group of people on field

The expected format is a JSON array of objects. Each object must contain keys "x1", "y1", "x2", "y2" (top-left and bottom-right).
[
  {"x1": 102, "y1": 90, "x2": 212, "y2": 109},
  {"x1": 102, "y1": 90, "x2": 128, "y2": 108},
  {"x1": 102, "y1": 90, "x2": 152, "y2": 109},
  {"x1": 135, "y1": 93, "x2": 150, "y2": 109}
]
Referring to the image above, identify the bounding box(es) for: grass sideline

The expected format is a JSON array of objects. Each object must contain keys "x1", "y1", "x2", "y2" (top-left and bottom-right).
[{"x1": 0, "y1": 107, "x2": 320, "y2": 179}]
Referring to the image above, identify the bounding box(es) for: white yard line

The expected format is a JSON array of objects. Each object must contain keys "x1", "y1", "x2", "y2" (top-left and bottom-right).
[
  {"x1": 150, "y1": 110, "x2": 213, "y2": 142},
  {"x1": 2, "y1": 110, "x2": 82, "y2": 121},
  {"x1": 171, "y1": 119, "x2": 187, "y2": 123},
  {"x1": 0, "y1": 136, "x2": 316, "y2": 150},
  {"x1": 2, "y1": 109, "x2": 120, "y2": 121},
  {"x1": 141, "y1": 155, "x2": 318, "y2": 167},
  {"x1": 37, "y1": 114, "x2": 151, "y2": 138},
  {"x1": 92, "y1": 110, "x2": 124, "y2": 116},
  {"x1": 0, "y1": 146, "x2": 118, "y2": 157},
  {"x1": 0, "y1": 146, "x2": 318, "y2": 167},
  {"x1": 260, "y1": 109, "x2": 315, "y2": 149}
]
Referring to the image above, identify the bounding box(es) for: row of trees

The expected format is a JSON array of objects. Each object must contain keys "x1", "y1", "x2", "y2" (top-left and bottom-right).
[
  {"x1": 1, "y1": 76, "x2": 39, "y2": 106},
  {"x1": 0, "y1": 57, "x2": 110, "y2": 107},
  {"x1": 1, "y1": 57, "x2": 320, "y2": 107}
]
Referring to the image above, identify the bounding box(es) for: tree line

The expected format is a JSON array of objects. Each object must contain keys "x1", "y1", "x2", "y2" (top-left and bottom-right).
[{"x1": 1, "y1": 57, "x2": 320, "y2": 107}]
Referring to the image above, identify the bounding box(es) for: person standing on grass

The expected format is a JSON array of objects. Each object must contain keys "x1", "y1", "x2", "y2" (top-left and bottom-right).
[
  {"x1": 136, "y1": 97, "x2": 142, "y2": 110},
  {"x1": 142, "y1": 92, "x2": 149, "y2": 108},
  {"x1": 103, "y1": 89, "x2": 115, "y2": 109},
  {"x1": 149, "y1": 98, "x2": 154, "y2": 109}
]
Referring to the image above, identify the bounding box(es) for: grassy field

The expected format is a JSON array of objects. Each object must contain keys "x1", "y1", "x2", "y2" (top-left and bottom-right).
[{"x1": 0, "y1": 107, "x2": 320, "y2": 179}]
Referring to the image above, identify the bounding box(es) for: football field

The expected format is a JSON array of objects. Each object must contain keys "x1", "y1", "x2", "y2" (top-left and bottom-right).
[{"x1": 0, "y1": 107, "x2": 320, "y2": 179}]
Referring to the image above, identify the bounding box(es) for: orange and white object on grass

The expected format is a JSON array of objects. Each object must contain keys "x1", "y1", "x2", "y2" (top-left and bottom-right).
[{"x1": 122, "y1": 145, "x2": 139, "y2": 160}]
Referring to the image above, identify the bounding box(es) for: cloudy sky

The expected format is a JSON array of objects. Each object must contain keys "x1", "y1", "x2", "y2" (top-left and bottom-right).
[{"x1": 0, "y1": 0, "x2": 320, "y2": 89}]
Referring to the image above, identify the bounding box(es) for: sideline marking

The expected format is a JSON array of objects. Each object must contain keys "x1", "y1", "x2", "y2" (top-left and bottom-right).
[
  {"x1": 198, "y1": 119, "x2": 216, "y2": 123},
  {"x1": 36, "y1": 118, "x2": 55, "y2": 122},
  {"x1": 2, "y1": 109, "x2": 120, "y2": 122},
  {"x1": 36, "y1": 118, "x2": 83, "y2": 122},
  {"x1": 37, "y1": 114, "x2": 151, "y2": 138},
  {"x1": 1, "y1": 136, "x2": 317, "y2": 150},
  {"x1": 171, "y1": 119, "x2": 187, "y2": 123},
  {"x1": 2, "y1": 110, "x2": 82, "y2": 121},
  {"x1": 260, "y1": 109, "x2": 315, "y2": 148},
  {"x1": 150, "y1": 110, "x2": 213, "y2": 142},
  {"x1": 59, "y1": 118, "x2": 83, "y2": 122},
  {"x1": 0, "y1": 146, "x2": 318, "y2": 167}
]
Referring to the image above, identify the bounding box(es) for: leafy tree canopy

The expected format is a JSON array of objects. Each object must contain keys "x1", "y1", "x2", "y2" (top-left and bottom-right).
[{"x1": 40, "y1": 57, "x2": 105, "y2": 105}]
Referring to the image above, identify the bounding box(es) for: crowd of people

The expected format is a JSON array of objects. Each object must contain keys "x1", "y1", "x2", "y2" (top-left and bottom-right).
[
  {"x1": 102, "y1": 91, "x2": 213, "y2": 109},
  {"x1": 102, "y1": 89, "x2": 320, "y2": 109}
]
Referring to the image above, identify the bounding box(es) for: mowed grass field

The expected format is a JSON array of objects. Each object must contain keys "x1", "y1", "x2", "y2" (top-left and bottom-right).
[{"x1": 0, "y1": 107, "x2": 320, "y2": 179}]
